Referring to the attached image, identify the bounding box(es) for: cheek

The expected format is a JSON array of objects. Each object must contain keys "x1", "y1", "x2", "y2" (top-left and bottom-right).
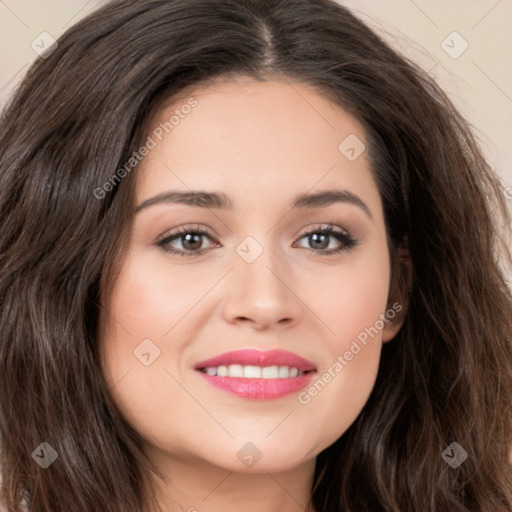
[
  {"x1": 294, "y1": 241, "x2": 390, "y2": 448},
  {"x1": 99, "y1": 253, "x2": 193, "y2": 398},
  {"x1": 110, "y1": 255, "x2": 193, "y2": 332},
  {"x1": 99, "y1": 252, "x2": 203, "y2": 442},
  {"x1": 309, "y1": 236, "x2": 391, "y2": 349},
  {"x1": 103, "y1": 250, "x2": 215, "y2": 356}
]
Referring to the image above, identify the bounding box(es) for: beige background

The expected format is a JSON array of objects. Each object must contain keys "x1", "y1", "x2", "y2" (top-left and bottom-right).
[{"x1": 1, "y1": 0, "x2": 511, "y2": 277}]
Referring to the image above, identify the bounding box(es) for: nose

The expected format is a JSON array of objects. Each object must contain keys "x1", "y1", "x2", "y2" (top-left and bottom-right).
[{"x1": 221, "y1": 242, "x2": 303, "y2": 331}]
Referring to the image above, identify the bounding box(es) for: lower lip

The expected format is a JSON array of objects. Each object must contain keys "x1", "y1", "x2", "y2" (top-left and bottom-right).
[{"x1": 197, "y1": 371, "x2": 316, "y2": 400}]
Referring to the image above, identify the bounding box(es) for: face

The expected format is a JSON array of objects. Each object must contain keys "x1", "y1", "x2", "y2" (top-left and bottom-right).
[{"x1": 100, "y1": 77, "x2": 403, "y2": 476}]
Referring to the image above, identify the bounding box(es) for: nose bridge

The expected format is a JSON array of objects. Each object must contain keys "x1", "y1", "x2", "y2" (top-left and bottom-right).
[
  {"x1": 222, "y1": 232, "x2": 302, "y2": 327},
  {"x1": 235, "y1": 233, "x2": 289, "y2": 296}
]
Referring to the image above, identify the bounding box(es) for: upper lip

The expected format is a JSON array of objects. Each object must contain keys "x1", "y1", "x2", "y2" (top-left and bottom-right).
[{"x1": 195, "y1": 349, "x2": 316, "y2": 372}]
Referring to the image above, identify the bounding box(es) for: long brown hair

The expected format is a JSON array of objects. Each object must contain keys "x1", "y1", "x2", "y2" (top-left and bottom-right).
[{"x1": 1, "y1": 1, "x2": 511, "y2": 511}]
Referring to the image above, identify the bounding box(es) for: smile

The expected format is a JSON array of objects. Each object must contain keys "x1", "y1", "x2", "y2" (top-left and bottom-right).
[{"x1": 195, "y1": 349, "x2": 317, "y2": 399}]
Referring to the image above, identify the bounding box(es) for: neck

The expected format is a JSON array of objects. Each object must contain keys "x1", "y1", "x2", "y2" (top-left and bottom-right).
[{"x1": 145, "y1": 450, "x2": 318, "y2": 512}]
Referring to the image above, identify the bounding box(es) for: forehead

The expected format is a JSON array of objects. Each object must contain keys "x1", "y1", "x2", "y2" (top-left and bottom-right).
[
  {"x1": 135, "y1": 77, "x2": 381, "y2": 217},
  {"x1": 149, "y1": 76, "x2": 364, "y2": 141}
]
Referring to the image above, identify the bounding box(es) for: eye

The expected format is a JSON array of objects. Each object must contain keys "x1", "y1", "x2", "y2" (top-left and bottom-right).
[
  {"x1": 293, "y1": 224, "x2": 359, "y2": 255},
  {"x1": 156, "y1": 224, "x2": 218, "y2": 257},
  {"x1": 155, "y1": 223, "x2": 359, "y2": 257}
]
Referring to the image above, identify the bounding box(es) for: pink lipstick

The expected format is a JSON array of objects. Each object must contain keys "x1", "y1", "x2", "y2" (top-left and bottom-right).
[{"x1": 195, "y1": 349, "x2": 316, "y2": 400}]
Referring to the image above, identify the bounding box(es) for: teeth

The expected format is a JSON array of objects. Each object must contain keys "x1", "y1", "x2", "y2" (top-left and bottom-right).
[
  {"x1": 278, "y1": 365, "x2": 289, "y2": 378},
  {"x1": 217, "y1": 365, "x2": 228, "y2": 377},
  {"x1": 228, "y1": 364, "x2": 244, "y2": 377},
  {"x1": 201, "y1": 364, "x2": 306, "y2": 378},
  {"x1": 261, "y1": 365, "x2": 278, "y2": 378},
  {"x1": 243, "y1": 365, "x2": 261, "y2": 378}
]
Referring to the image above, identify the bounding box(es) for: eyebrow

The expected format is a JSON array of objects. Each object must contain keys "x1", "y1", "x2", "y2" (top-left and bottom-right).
[{"x1": 135, "y1": 189, "x2": 373, "y2": 220}]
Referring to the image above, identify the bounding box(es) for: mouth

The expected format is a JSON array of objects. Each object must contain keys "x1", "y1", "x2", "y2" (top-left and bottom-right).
[{"x1": 194, "y1": 349, "x2": 317, "y2": 400}]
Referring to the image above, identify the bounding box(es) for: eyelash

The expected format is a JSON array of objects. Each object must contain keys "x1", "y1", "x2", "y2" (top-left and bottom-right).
[{"x1": 155, "y1": 223, "x2": 359, "y2": 257}]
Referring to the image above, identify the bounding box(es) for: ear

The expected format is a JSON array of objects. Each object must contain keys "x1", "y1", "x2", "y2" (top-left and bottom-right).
[{"x1": 382, "y1": 236, "x2": 412, "y2": 343}]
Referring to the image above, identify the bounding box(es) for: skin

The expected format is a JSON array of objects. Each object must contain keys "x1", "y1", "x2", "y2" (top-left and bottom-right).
[{"x1": 100, "y1": 76, "x2": 406, "y2": 512}]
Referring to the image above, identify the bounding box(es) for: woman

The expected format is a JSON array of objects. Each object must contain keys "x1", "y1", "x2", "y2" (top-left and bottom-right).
[{"x1": 0, "y1": 0, "x2": 511, "y2": 511}]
